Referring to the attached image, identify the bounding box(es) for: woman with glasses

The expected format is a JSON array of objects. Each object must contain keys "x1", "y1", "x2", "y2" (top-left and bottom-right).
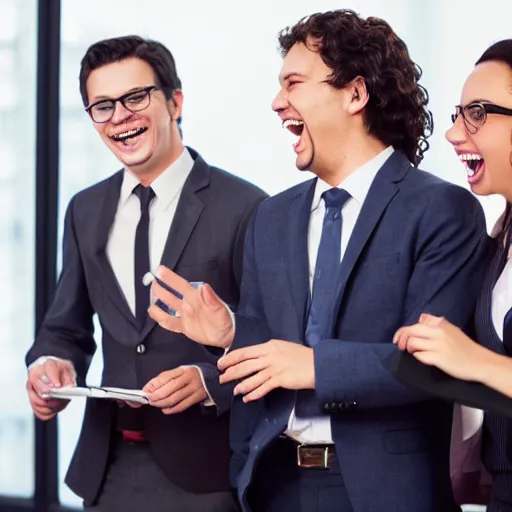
[{"x1": 396, "y1": 39, "x2": 512, "y2": 511}]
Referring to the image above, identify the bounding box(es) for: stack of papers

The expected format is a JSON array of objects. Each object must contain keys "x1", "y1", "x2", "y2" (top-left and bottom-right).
[{"x1": 41, "y1": 386, "x2": 149, "y2": 404}]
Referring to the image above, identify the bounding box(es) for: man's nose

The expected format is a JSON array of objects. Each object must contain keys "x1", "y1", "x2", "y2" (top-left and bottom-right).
[
  {"x1": 272, "y1": 88, "x2": 288, "y2": 113},
  {"x1": 110, "y1": 101, "x2": 133, "y2": 124}
]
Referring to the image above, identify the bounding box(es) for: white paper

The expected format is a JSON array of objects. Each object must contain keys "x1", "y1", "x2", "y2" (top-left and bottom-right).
[{"x1": 41, "y1": 386, "x2": 149, "y2": 404}]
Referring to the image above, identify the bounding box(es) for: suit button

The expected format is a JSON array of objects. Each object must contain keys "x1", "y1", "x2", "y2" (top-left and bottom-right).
[
  {"x1": 136, "y1": 344, "x2": 146, "y2": 354},
  {"x1": 347, "y1": 401, "x2": 357, "y2": 411},
  {"x1": 324, "y1": 403, "x2": 330, "y2": 411},
  {"x1": 338, "y1": 402, "x2": 347, "y2": 411},
  {"x1": 331, "y1": 402, "x2": 338, "y2": 411}
]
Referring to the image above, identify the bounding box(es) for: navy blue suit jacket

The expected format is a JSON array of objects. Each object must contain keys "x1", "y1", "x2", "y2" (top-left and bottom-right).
[{"x1": 230, "y1": 151, "x2": 489, "y2": 512}]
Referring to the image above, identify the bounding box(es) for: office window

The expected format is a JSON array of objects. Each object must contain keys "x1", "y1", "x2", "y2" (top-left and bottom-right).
[
  {"x1": 0, "y1": 0, "x2": 37, "y2": 498},
  {"x1": 57, "y1": 0, "x2": 509, "y2": 507}
]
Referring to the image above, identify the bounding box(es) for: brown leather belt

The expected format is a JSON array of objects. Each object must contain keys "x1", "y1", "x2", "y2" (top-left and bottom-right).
[{"x1": 280, "y1": 436, "x2": 337, "y2": 469}]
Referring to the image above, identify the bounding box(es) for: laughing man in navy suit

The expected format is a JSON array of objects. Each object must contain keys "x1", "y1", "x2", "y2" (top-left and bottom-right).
[{"x1": 149, "y1": 10, "x2": 489, "y2": 512}]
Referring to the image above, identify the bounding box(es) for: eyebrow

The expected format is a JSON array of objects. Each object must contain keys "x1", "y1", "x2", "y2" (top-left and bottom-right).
[
  {"x1": 90, "y1": 86, "x2": 147, "y2": 103},
  {"x1": 464, "y1": 98, "x2": 493, "y2": 105},
  {"x1": 279, "y1": 72, "x2": 308, "y2": 84}
]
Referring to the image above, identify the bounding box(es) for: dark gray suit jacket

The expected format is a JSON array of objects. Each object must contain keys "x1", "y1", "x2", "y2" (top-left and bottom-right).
[{"x1": 26, "y1": 148, "x2": 268, "y2": 505}]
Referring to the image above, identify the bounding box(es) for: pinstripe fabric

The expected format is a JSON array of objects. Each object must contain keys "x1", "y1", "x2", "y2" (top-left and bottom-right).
[{"x1": 475, "y1": 236, "x2": 512, "y2": 508}]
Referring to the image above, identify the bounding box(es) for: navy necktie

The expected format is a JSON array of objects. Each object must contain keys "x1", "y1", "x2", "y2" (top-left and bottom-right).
[
  {"x1": 133, "y1": 184, "x2": 155, "y2": 330},
  {"x1": 295, "y1": 187, "x2": 351, "y2": 418}
]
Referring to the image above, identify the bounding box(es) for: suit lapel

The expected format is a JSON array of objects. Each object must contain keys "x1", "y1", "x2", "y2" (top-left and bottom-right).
[
  {"x1": 92, "y1": 170, "x2": 139, "y2": 330},
  {"x1": 503, "y1": 307, "x2": 512, "y2": 355},
  {"x1": 333, "y1": 152, "x2": 410, "y2": 314},
  {"x1": 140, "y1": 151, "x2": 209, "y2": 339},
  {"x1": 287, "y1": 180, "x2": 316, "y2": 337}
]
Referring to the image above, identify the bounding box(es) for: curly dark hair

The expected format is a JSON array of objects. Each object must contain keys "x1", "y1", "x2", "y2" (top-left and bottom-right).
[{"x1": 278, "y1": 10, "x2": 433, "y2": 166}]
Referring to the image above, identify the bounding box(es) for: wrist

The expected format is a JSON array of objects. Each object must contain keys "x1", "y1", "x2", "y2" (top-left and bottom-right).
[
  {"x1": 219, "y1": 326, "x2": 235, "y2": 349},
  {"x1": 308, "y1": 347, "x2": 316, "y2": 389},
  {"x1": 474, "y1": 346, "x2": 503, "y2": 385}
]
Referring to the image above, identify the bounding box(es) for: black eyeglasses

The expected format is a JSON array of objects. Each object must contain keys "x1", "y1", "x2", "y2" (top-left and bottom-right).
[
  {"x1": 451, "y1": 102, "x2": 512, "y2": 134},
  {"x1": 85, "y1": 85, "x2": 159, "y2": 123}
]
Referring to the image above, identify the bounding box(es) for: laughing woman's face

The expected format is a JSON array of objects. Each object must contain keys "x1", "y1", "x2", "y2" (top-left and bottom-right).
[{"x1": 446, "y1": 60, "x2": 512, "y2": 200}]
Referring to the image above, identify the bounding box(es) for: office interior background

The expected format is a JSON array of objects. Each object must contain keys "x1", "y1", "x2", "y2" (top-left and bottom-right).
[{"x1": 0, "y1": 0, "x2": 511, "y2": 510}]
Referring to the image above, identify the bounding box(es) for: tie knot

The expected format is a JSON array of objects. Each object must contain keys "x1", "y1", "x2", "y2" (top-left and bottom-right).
[
  {"x1": 321, "y1": 188, "x2": 351, "y2": 209},
  {"x1": 133, "y1": 184, "x2": 155, "y2": 210}
]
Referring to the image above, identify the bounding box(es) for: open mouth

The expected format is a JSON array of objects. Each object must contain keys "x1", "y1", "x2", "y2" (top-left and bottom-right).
[
  {"x1": 110, "y1": 127, "x2": 148, "y2": 146},
  {"x1": 282, "y1": 119, "x2": 304, "y2": 150},
  {"x1": 459, "y1": 153, "x2": 484, "y2": 183}
]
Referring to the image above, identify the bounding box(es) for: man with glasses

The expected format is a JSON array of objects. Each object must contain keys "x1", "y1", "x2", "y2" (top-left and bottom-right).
[{"x1": 24, "y1": 35, "x2": 267, "y2": 512}]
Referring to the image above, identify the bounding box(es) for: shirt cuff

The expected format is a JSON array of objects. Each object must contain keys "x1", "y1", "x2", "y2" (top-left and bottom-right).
[
  {"x1": 183, "y1": 365, "x2": 216, "y2": 407},
  {"x1": 221, "y1": 300, "x2": 235, "y2": 354},
  {"x1": 28, "y1": 356, "x2": 76, "y2": 379}
]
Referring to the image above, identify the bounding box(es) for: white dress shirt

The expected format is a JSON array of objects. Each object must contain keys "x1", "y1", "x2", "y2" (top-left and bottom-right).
[
  {"x1": 106, "y1": 148, "x2": 193, "y2": 312},
  {"x1": 286, "y1": 146, "x2": 395, "y2": 444},
  {"x1": 30, "y1": 148, "x2": 215, "y2": 403}
]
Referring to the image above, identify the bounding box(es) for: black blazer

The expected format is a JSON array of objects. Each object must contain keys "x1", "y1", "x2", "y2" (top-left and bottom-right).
[
  {"x1": 26, "y1": 148, "x2": 268, "y2": 505},
  {"x1": 393, "y1": 237, "x2": 512, "y2": 420}
]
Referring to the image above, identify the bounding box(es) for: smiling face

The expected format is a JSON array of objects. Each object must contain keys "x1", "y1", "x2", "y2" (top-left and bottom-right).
[
  {"x1": 446, "y1": 60, "x2": 512, "y2": 198},
  {"x1": 85, "y1": 57, "x2": 183, "y2": 179},
  {"x1": 271, "y1": 41, "x2": 355, "y2": 178}
]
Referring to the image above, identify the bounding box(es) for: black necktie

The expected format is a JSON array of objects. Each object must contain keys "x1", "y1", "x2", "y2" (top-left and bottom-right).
[
  {"x1": 133, "y1": 184, "x2": 155, "y2": 329},
  {"x1": 295, "y1": 187, "x2": 351, "y2": 418}
]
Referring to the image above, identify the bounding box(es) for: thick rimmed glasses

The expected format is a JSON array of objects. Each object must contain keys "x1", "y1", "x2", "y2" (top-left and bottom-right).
[
  {"x1": 85, "y1": 85, "x2": 159, "y2": 123},
  {"x1": 451, "y1": 102, "x2": 512, "y2": 134}
]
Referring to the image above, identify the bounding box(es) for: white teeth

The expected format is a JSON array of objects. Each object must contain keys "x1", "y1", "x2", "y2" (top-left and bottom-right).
[
  {"x1": 111, "y1": 127, "x2": 145, "y2": 141},
  {"x1": 118, "y1": 129, "x2": 138, "y2": 137},
  {"x1": 458, "y1": 153, "x2": 482, "y2": 162},
  {"x1": 467, "y1": 169, "x2": 475, "y2": 177},
  {"x1": 282, "y1": 119, "x2": 304, "y2": 129}
]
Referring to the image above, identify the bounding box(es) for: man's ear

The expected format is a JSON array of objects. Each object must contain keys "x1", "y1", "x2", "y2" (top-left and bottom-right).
[
  {"x1": 167, "y1": 90, "x2": 184, "y2": 121},
  {"x1": 347, "y1": 77, "x2": 369, "y2": 115}
]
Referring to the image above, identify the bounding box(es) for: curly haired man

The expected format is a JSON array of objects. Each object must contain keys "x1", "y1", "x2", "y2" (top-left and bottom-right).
[{"x1": 148, "y1": 10, "x2": 489, "y2": 512}]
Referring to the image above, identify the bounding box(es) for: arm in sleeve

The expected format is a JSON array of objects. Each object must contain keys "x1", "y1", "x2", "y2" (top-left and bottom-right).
[
  {"x1": 314, "y1": 186, "x2": 490, "y2": 410},
  {"x1": 25, "y1": 196, "x2": 96, "y2": 385}
]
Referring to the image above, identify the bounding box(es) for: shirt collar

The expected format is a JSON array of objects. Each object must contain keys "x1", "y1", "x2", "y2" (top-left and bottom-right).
[
  {"x1": 119, "y1": 147, "x2": 194, "y2": 209},
  {"x1": 311, "y1": 146, "x2": 394, "y2": 212}
]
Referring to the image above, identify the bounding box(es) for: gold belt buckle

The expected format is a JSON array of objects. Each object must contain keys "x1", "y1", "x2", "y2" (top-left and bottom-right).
[{"x1": 296, "y1": 444, "x2": 330, "y2": 469}]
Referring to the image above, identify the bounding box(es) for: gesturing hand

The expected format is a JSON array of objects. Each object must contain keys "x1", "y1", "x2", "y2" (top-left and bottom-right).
[{"x1": 148, "y1": 266, "x2": 234, "y2": 348}]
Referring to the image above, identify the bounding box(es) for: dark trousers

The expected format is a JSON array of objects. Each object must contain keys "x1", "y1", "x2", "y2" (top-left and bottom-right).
[
  {"x1": 84, "y1": 438, "x2": 239, "y2": 512},
  {"x1": 247, "y1": 437, "x2": 354, "y2": 512}
]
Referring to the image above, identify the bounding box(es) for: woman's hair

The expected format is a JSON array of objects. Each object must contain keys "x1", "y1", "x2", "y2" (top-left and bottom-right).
[
  {"x1": 476, "y1": 39, "x2": 512, "y2": 73},
  {"x1": 478, "y1": 40, "x2": 512, "y2": 233},
  {"x1": 278, "y1": 9, "x2": 433, "y2": 166}
]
